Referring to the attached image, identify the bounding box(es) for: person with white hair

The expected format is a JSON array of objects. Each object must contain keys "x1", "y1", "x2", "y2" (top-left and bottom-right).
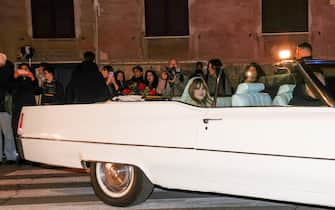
[{"x1": 0, "y1": 52, "x2": 18, "y2": 164}]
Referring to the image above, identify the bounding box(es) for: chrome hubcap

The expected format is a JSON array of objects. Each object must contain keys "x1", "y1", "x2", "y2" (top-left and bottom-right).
[{"x1": 96, "y1": 162, "x2": 134, "y2": 198}]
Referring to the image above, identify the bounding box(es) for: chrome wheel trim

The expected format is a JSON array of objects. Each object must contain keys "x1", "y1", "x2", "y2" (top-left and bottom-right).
[{"x1": 95, "y1": 162, "x2": 135, "y2": 198}]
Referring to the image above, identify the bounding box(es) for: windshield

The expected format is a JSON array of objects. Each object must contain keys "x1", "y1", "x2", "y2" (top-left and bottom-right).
[
  {"x1": 174, "y1": 61, "x2": 335, "y2": 108},
  {"x1": 306, "y1": 63, "x2": 335, "y2": 100},
  {"x1": 138, "y1": 60, "x2": 335, "y2": 108}
]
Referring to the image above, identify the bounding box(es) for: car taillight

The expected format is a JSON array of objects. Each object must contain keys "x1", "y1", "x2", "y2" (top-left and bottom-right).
[{"x1": 17, "y1": 112, "x2": 24, "y2": 136}]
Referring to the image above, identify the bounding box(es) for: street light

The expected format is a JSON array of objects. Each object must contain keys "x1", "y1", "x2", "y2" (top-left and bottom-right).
[{"x1": 279, "y1": 50, "x2": 291, "y2": 60}]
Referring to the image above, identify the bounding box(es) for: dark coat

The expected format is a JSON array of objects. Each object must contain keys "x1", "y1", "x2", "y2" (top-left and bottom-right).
[
  {"x1": 12, "y1": 76, "x2": 38, "y2": 108},
  {"x1": 11, "y1": 74, "x2": 38, "y2": 133},
  {"x1": 206, "y1": 71, "x2": 232, "y2": 97},
  {"x1": 66, "y1": 61, "x2": 109, "y2": 104},
  {"x1": 127, "y1": 76, "x2": 144, "y2": 87},
  {"x1": 289, "y1": 84, "x2": 325, "y2": 106},
  {"x1": 116, "y1": 80, "x2": 127, "y2": 91},
  {"x1": 0, "y1": 60, "x2": 14, "y2": 112}
]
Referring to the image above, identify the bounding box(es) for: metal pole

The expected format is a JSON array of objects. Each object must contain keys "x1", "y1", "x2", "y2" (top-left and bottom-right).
[
  {"x1": 28, "y1": 58, "x2": 32, "y2": 67},
  {"x1": 93, "y1": 0, "x2": 100, "y2": 63},
  {"x1": 213, "y1": 67, "x2": 223, "y2": 107}
]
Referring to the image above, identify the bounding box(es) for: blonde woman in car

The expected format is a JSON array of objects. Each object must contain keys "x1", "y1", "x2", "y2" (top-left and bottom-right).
[{"x1": 180, "y1": 77, "x2": 213, "y2": 107}]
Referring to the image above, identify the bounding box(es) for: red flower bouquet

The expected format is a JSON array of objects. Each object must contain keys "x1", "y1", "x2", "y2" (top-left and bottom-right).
[
  {"x1": 148, "y1": 89, "x2": 156, "y2": 96},
  {"x1": 122, "y1": 88, "x2": 131, "y2": 95},
  {"x1": 138, "y1": 83, "x2": 146, "y2": 91}
]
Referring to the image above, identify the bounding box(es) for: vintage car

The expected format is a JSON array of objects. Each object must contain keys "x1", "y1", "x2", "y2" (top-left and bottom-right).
[{"x1": 18, "y1": 59, "x2": 335, "y2": 207}]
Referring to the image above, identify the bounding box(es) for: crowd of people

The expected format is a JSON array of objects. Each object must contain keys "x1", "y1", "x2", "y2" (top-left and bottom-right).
[
  {"x1": 0, "y1": 42, "x2": 323, "y2": 164},
  {"x1": 65, "y1": 53, "x2": 240, "y2": 105}
]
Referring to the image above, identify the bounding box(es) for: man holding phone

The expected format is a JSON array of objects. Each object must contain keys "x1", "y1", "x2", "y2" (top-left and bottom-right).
[{"x1": 100, "y1": 65, "x2": 119, "y2": 98}]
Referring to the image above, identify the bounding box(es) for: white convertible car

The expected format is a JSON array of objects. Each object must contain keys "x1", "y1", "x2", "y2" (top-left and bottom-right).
[{"x1": 18, "y1": 59, "x2": 335, "y2": 207}]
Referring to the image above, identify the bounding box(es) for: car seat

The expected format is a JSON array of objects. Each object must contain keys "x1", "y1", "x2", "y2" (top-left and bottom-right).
[
  {"x1": 272, "y1": 84, "x2": 296, "y2": 106},
  {"x1": 232, "y1": 83, "x2": 272, "y2": 107},
  {"x1": 216, "y1": 97, "x2": 232, "y2": 107}
]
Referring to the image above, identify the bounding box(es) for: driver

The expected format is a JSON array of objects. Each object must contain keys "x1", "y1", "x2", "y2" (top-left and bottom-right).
[
  {"x1": 289, "y1": 72, "x2": 326, "y2": 106},
  {"x1": 295, "y1": 42, "x2": 313, "y2": 60}
]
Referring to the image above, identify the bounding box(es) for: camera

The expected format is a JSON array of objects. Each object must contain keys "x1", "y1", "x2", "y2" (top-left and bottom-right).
[{"x1": 166, "y1": 67, "x2": 176, "y2": 81}]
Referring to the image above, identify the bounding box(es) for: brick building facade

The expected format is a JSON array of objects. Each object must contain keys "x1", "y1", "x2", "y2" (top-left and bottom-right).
[{"x1": 0, "y1": 0, "x2": 335, "y2": 65}]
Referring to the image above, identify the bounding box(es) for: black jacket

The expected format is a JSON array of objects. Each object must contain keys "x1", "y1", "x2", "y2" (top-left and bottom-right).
[
  {"x1": 289, "y1": 84, "x2": 325, "y2": 106},
  {"x1": 116, "y1": 80, "x2": 127, "y2": 91},
  {"x1": 205, "y1": 72, "x2": 232, "y2": 97},
  {"x1": 127, "y1": 76, "x2": 144, "y2": 86},
  {"x1": 66, "y1": 61, "x2": 109, "y2": 104},
  {"x1": 0, "y1": 61, "x2": 14, "y2": 112},
  {"x1": 12, "y1": 76, "x2": 38, "y2": 108}
]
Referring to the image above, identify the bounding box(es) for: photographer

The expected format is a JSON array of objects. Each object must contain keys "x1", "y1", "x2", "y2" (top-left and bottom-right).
[
  {"x1": 165, "y1": 58, "x2": 186, "y2": 96},
  {"x1": 190, "y1": 61, "x2": 205, "y2": 79}
]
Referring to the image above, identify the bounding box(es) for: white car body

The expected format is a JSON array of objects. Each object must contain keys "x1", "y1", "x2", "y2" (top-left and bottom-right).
[
  {"x1": 19, "y1": 100, "x2": 335, "y2": 207},
  {"x1": 19, "y1": 59, "x2": 335, "y2": 207}
]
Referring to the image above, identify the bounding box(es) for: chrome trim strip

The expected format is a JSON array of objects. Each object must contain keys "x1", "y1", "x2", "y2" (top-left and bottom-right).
[
  {"x1": 21, "y1": 136, "x2": 195, "y2": 150},
  {"x1": 21, "y1": 136, "x2": 335, "y2": 161}
]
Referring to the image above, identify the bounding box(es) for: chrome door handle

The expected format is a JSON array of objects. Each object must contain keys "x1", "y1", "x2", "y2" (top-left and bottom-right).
[{"x1": 203, "y1": 118, "x2": 222, "y2": 124}]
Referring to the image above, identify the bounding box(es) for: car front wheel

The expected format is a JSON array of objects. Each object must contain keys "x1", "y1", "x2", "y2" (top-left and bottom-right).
[{"x1": 90, "y1": 162, "x2": 153, "y2": 207}]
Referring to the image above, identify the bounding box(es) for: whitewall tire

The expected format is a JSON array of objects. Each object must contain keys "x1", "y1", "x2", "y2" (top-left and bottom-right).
[{"x1": 90, "y1": 162, "x2": 153, "y2": 207}]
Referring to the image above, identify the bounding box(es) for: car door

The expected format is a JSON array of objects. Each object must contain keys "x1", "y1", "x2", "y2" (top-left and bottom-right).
[
  {"x1": 194, "y1": 106, "x2": 335, "y2": 204},
  {"x1": 197, "y1": 106, "x2": 335, "y2": 159}
]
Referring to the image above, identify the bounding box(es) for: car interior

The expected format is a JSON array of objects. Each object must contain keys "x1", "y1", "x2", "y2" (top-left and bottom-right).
[
  {"x1": 175, "y1": 62, "x2": 335, "y2": 108},
  {"x1": 319, "y1": 66, "x2": 335, "y2": 99},
  {"x1": 232, "y1": 83, "x2": 272, "y2": 107},
  {"x1": 212, "y1": 71, "x2": 298, "y2": 107}
]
